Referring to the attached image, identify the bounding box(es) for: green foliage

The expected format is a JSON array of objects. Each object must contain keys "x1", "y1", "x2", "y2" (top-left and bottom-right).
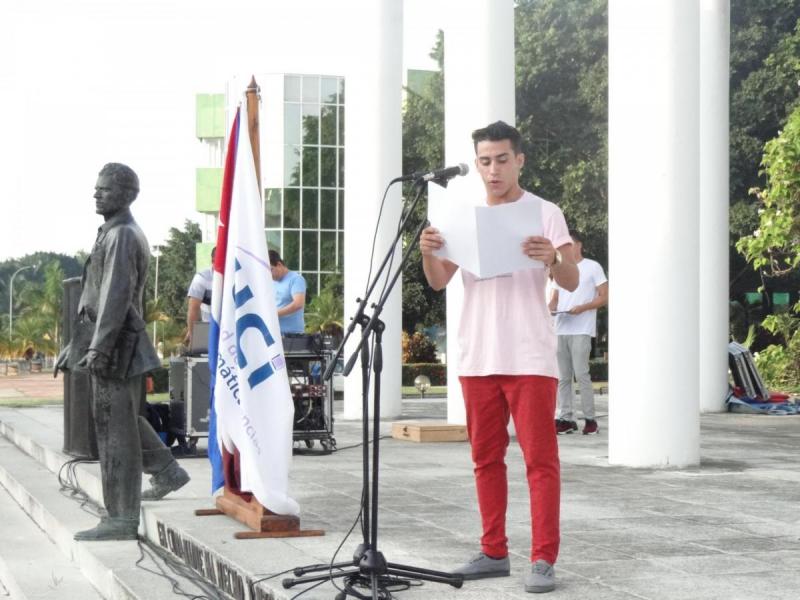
[
  {"x1": 737, "y1": 105, "x2": 800, "y2": 389},
  {"x1": 736, "y1": 105, "x2": 800, "y2": 276},
  {"x1": 401, "y1": 30, "x2": 446, "y2": 332},
  {"x1": 754, "y1": 344, "x2": 798, "y2": 391},
  {"x1": 147, "y1": 220, "x2": 202, "y2": 326},
  {"x1": 515, "y1": 0, "x2": 608, "y2": 266},
  {"x1": 305, "y1": 273, "x2": 344, "y2": 340},
  {"x1": 401, "y1": 331, "x2": 439, "y2": 364},
  {"x1": 402, "y1": 363, "x2": 446, "y2": 386}
]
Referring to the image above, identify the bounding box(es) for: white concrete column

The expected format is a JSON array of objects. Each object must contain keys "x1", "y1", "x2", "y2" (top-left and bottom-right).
[
  {"x1": 608, "y1": 0, "x2": 700, "y2": 466},
  {"x1": 699, "y1": 0, "x2": 730, "y2": 413},
  {"x1": 443, "y1": 0, "x2": 515, "y2": 424},
  {"x1": 342, "y1": 0, "x2": 403, "y2": 419}
]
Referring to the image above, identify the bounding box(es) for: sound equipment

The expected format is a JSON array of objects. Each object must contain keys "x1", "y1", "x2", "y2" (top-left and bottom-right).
[
  {"x1": 188, "y1": 321, "x2": 210, "y2": 355},
  {"x1": 167, "y1": 338, "x2": 336, "y2": 452},
  {"x1": 728, "y1": 342, "x2": 769, "y2": 400}
]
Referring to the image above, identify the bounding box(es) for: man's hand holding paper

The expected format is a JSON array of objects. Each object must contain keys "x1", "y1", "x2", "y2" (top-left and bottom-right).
[{"x1": 426, "y1": 181, "x2": 546, "y2": 279}]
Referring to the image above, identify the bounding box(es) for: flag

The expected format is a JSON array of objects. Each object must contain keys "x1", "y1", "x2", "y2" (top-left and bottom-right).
[{"x1": 208, "y1": 106, "x2": 300, "y2": 516}]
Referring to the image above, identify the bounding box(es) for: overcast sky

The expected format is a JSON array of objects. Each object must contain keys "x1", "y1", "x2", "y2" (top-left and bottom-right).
[{"x1": 0, "y1": 0, "x2": 445, "y2": 261}]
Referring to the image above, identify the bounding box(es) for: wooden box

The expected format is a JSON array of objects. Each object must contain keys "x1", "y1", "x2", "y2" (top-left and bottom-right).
[{"x1": 391, "y1": 421, "x2": 468, "y2": 443}]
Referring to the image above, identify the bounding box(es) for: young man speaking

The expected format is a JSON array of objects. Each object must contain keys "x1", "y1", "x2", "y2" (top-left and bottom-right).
[{"x1": 420, "y1": 121, "x2": 577, "y2": 593}]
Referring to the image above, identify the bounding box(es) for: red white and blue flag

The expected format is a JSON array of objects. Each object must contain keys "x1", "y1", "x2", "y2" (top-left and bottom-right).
[{"x1": 208, "y1": 106, "x2": 299, "y2": 516}]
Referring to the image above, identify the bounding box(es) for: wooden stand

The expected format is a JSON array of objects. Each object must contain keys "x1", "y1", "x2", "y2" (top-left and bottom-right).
[{"x1": 195, "y1": 489, "x2": 324, "y2": 539}]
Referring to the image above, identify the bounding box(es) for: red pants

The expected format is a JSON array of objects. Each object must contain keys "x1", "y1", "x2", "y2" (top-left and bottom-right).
[{"x1": 460, "y1": 375, "x2": 560, "y2": 564}]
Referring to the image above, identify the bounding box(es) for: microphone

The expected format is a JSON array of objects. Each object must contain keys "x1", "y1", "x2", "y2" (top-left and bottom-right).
[{"x1": 393, "y1": 163, "x2": 469, "y2": 184}]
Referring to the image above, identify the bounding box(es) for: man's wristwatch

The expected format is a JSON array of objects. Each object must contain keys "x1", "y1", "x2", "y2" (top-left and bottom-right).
[{"x1": 550, "y1": 249, "x2": 562, "y2": 268}]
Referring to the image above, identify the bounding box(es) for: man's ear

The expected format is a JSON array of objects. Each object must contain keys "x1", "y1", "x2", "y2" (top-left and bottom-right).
[{"x1": 516, "y1": 152, "x2": 525, "y2": 170}]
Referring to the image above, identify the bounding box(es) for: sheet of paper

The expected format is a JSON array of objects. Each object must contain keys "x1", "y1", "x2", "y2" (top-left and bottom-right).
[
  {"x1": 427, "y1": 181, "x2": 546, "y2": 278},
  {"x1": 475, "y1": 196, "x2": 544, "y2": 277},
  {"x1": 427, "y1": 182, "x2": 480, "y2": 275}
]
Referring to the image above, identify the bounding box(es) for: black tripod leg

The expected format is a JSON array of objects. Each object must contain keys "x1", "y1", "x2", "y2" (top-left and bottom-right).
[{"x1": 282, "y1": 567, "x2": 359, "y2": 589}]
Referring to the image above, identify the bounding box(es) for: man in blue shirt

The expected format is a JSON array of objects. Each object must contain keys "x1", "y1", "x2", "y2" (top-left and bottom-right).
[{"x1": 269, "y1": 250, "x2": 306, "y2": 334}]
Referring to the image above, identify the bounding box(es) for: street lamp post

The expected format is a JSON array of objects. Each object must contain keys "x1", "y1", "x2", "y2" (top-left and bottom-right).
[{"x1": 8, "y1": 265, "x2": 34, "y2": 339}]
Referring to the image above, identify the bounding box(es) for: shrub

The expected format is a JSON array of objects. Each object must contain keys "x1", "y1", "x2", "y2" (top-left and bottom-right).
[
  {"x1": 402, "y1": 331, "x2": 439, "y2": 364},
  {"x1": 588, "y1": 358, "x2": 608, "y2": 381}
]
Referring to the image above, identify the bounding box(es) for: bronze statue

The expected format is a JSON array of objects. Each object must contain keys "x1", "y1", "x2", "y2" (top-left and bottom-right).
[{"x1": 56, "y1": 163, "x2": 190, "y2": 541}]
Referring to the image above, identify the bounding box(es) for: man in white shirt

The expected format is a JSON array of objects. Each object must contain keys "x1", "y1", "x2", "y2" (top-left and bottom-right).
[
  {"x1": 549, "y1": 230, "x2": 608, "y2": 435},
  {"x1": 184, "y1": 247, "x2": 214, "y2": 347}
]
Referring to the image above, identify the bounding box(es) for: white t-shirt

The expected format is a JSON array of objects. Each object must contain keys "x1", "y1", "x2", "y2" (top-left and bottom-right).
[
  {"x1": 458, "y1": 192, "x2": 572, "y2": 378},
  {"x1": 553, "y1": 258, "x2": 607, "y2": 337},
  {"x1": 187, "y1": 268, "x2": 213, "y2": 322}
]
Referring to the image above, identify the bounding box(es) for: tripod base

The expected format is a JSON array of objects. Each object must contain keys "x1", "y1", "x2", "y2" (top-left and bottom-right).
[{"x1": 283, "y1": 548, "x2": 463, "y2": 598}]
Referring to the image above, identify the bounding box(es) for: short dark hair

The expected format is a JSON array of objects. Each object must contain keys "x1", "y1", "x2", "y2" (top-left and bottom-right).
[
  {"x1": 99, "y1": 163, "x2": 140, "y2": 200},
  {"x1": 472, "y1": 121, "x2": 522, "y2": 155},
  {"x1": 568, "y1": 229, "x2": 583, "y2": 243},
  {"x1": 268, "y1": 250, "x2": 284, "y2": 267}
]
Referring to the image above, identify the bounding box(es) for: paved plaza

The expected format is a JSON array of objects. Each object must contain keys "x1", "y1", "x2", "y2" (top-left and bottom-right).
[{"x1": 1, "y1": 373, "x2": 800, "y2": 599}]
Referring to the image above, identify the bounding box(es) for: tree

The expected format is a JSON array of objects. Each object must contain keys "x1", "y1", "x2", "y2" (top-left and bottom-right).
[
  {"x1": 401, "y1": 30, "x2": 447, "y2": 332},
  {"x1": 736, "y1": 104, "x2": 800, "y2": 389},
  {"x1": 515, "y1": 0, "x2": 608, "y2": 266},
  {"x1": 147, "y1": 220, "x2": 202, "y2": 327}
]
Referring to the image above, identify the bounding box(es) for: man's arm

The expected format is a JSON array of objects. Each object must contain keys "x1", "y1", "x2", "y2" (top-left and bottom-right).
[
  {"x1": 420, "y1": 226, "x2": 458, "y2": 291},
  {"x1": 184, "y1": 296, "x2": 202, "y2": 344},
  {"x1": 548, "y1": 288, "x2": 559, "y2": 313},
  {"x1": 568, "y1": 282, "x2": 609, "y2": 315},
  {"x1": 277, "y1": 292, "x2": 305, "y2": 317}
]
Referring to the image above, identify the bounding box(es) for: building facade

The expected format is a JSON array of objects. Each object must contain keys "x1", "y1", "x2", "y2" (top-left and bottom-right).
[{"x1": 194, "y1": 73, "x2": 346, "y2": 297}]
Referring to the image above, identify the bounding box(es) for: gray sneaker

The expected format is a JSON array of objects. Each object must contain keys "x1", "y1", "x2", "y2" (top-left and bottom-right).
[
  {"x1": 525, "y1": 560, "x2": 555, "y2": 593},
  {"x1": 453, "y1": 552, "x2": 510, "y2": 580}
]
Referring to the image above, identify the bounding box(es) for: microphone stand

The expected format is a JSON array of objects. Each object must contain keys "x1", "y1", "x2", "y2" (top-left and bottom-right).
[{"x1": 282, "y1": 178, "x2": 464, "y2": 599}]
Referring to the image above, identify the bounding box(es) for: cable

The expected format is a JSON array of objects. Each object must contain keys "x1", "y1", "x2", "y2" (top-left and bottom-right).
[
  {"x1": 135, "y1": 539, "x2": 224, "y2": 600},
  {"x1": 56, "y1": 458, "x2": 103, "y2": 517},
  {"x1": 334, "y1": 435, "x2": 391, "y2": 453}
]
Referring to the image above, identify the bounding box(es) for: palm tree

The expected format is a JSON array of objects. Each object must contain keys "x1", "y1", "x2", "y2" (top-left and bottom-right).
[{"x1": 305, "y1": 287, "x2": 343, "y2": 342}]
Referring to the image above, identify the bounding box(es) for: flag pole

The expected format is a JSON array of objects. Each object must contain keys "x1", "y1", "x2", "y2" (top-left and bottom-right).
[
  {"x1": 196, "y1": 77, "x2": 323, "y2": 539},
  {"x1": 246, "y1": 76, "x2": 262, "y2": 192}
]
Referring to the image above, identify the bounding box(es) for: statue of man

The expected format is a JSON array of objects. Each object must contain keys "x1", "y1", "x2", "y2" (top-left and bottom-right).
[{"x1": 57, "y1": 163, "x2": 190, "y2": 541}]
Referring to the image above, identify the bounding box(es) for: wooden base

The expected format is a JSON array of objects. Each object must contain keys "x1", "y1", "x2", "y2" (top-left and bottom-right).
[
  {"x1": 391, "y1": 421, "x2": 468, "y2": 443},
  {"x1": 195, "y1": 489, "x2": 325, "y2": 539}
]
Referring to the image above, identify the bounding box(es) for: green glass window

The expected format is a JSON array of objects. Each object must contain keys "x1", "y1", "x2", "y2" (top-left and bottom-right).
[
  {"x1": 283, "y1": 188, "x2": 300, "y2": 228},
  {"x1": 302, "y1": 75, "x2": 319, "y2": 103},
  {"x1": 284, "y1": 76, "x2": 301, "y2": 102},
  {"x1": 745, "y1": 292, "x2": 762, "y2": 305},
  {"x1": 266, "y1": 230, "x2": 281, "y2": 252},
  {"x1": 303, "y1": 146, "x2": 319, "y2": 186},
  {"x1": 302, "y1": 231, "x2": 318, "y2": 271},
  {"x1": 338, "y1": 106, "x2": 345, "y2": 145},
  {"x1": 320, "y1": 232, "x2": 336, "y2": 271},
  {"x1": 338, "y1": 190, "x2": 345, "y2": 229},
  {"x1": 302, "y1": 104, "x2": 319, "y2": 145},
  {"x1": 338, "y1": 232, "x2": 344, "y2": 269},
  {"x1": 337, "y1": 148, "x2": 344, "y2": 187},
  {"x1": 265, "y1": 188, "x2": 282, "y2": 228},
  {"x1": 320, "y1": 189, "x2": 336, "y2": 229},
  {"x1": 320, "y1": 105, "x2": 336, "y2": 146},
  {"x1": 284, "y1": 103, "x2": 301, "y2": 145},
  {"x1": 283, "y1": 230, "x2": 300, "y2": 270},
  {"x1": 302, "y1": 189, "x2": 319, "y2": 229},
  {"x1": 339, "y1": 78, "x2": 345, "y2": 104},
  {"x1": 320, "y1": 147, "x2": 337, "y2": 188},
  {"x1": 284, "y1": 145, "x2": 301, "y2": 187},
  {"x1": 321, "y1": 77, "x2": 338, "y2": 104}
]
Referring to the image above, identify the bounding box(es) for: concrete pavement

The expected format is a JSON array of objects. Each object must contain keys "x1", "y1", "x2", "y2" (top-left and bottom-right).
[{"x1": 1, "y1": 375, "x2": 800, "y2": 598}]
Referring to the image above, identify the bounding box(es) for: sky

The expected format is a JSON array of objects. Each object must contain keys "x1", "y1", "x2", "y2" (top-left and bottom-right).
[{"x1": 0, "y1": 0, "x2": 446, "y2": 261}]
